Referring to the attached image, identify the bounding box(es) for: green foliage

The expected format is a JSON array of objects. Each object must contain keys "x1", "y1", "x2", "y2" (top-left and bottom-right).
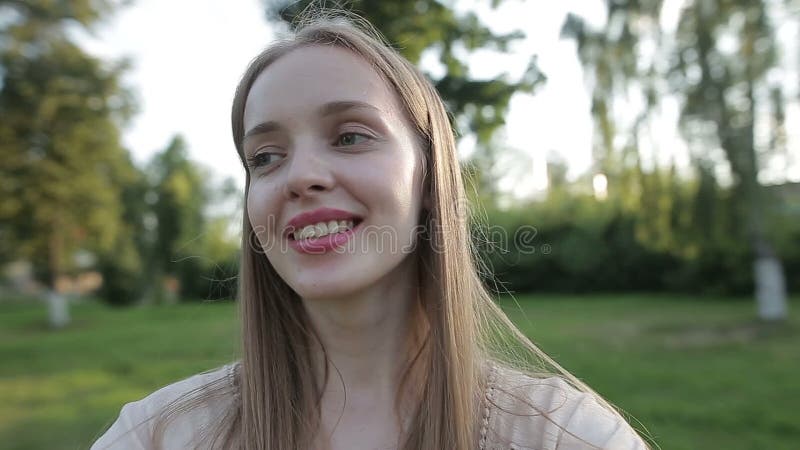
[
  {"x1": 0, "y1": 1, "x2": 241, "y2": 305},
  {"x1": 95, "y1": 246, "x2": 144, "y2": 307},
  {"x1": 474, "y1": 171, "x2": 800, "y2": 295},
  {"x1": 143, "y1": 135, "x2": 240, "y2": 303},
  {"x1": 0, "y1": 0, "x2": 122, "y2": 29},
  {"x1": 561, "y1": 1, "x2": 795, "y2": 308},
  {"x1": 478, "y1": 194, "x2": 680, "y2": 294},
  {"x1": 97, "y1": 156, "x2": 151, "y2": 305},
  {"x1": 560, "y1": 1, "x2": 663, "y2": 178},
  {"x1": 0, "y1": 0, "x2": 137, "y2": 288},
  {"x1": 670, "y1": 1, "x2": 782, "y2": 263},
  {"x1": 149, "y1": 136, "x2": 207, "y2": 271}
]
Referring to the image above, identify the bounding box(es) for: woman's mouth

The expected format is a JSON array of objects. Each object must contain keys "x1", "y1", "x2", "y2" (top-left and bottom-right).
[
  {"x1": 283, "y1": 206, "x2": 365, "y2": 254},
  {"x1": 289, "y1": 218, "x2": 363, "y2": 241},
  {"x1": 288, "y1": 218, "x2": 364, "y2": 254}
]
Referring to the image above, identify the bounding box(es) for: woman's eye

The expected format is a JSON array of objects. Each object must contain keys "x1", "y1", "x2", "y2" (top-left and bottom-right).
[
  {"x1": 335, "y1": 132, "x2": 369, "y2": 147},
  {"x1": 247, "y1": 151, "x2": 283, "y2": 169}
]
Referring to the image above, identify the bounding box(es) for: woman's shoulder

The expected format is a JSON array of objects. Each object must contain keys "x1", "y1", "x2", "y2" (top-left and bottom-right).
[
  {"x1": 481, "y1": 363, "x2": 648, "y2": 450},
  {"x1": 118, "y1": 362, "x2": 239, "y2": 416},
  {"x1": 90, "y1": 362, "x2": 240, "y2": 450}
]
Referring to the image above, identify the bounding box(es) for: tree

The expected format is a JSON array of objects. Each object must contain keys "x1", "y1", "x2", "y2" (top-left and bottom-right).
[
  {"x1": 145, "y1": 135, "x2": 211, "y2": 303},
  {"x1": 560, "y1": 0, "x2": 664, "y2": 200},
  {"x1": 263, "y1": 0, "x2": 545, "y2": 206},
  {"x1": 564, "y1": 0, "x2": 791, "y2": 319},
  {"x1": 0, "y1": 0, "x2": 136, "y2": 324},
  {"x1": 96, "y1": 155, "x2": 150, "y2": 306},
  {"x1": 673, "y1": 0, "x2": 788, "y2": 320}
]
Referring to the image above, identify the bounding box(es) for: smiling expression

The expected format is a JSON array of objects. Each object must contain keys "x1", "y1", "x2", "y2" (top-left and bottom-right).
[{"x1": 243, "y1": 45, "x2": 427, "y2": 301}]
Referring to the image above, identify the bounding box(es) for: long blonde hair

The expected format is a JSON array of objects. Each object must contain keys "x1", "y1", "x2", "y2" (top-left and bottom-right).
[{"x1": 150, "y1": 12, "x2": 650, "y2": 450}]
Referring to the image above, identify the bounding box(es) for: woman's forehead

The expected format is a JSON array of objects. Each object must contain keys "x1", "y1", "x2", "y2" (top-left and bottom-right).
[{"x1": 243, "y1": 45, "x2": 403, "y2": 129}]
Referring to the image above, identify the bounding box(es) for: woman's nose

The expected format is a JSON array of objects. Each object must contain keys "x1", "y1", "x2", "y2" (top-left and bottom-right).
[{"x1": 282, "y1": 143, "x2": 335, "y2": 200}]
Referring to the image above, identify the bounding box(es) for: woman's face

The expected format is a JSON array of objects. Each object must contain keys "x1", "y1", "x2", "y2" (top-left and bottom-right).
[{"x1": 243, "y1": 45, "x2": 426, "y2": 301}]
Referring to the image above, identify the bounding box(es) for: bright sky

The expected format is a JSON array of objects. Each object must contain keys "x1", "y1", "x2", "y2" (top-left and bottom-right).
[{"x1": 78, "y1": 0, "x2": 799, "y2": 202}]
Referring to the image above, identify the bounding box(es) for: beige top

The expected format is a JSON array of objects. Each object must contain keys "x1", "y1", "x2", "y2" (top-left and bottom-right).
[{"x1": 91, "y1": 362, "x2": 648, "y2": 450}]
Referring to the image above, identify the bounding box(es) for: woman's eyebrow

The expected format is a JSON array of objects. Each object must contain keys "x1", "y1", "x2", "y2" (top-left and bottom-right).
[
  {"x1": 244, "y1": 121, "x2": 282, "y2": 141},
  {"x1": 244, "y1": 101, "x2": 383, "y2": 142},
  {"x1": 318, "y1": 100, "x2": 383, "y2": 117}
]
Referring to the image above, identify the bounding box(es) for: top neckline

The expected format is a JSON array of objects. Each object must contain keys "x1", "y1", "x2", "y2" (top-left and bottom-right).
[{"x1": 223, "y1": 360, "x2": 500, "y2": 449}]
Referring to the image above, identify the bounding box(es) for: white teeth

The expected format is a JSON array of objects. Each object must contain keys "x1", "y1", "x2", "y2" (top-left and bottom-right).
[
  {"x1": 316, "y1": 222, "x2": 328, "y2": 236},
  {"x1": 294, "y1": 219, "x2": 356, "y2": 240},
  {"x1": 327, "y1": 220, "x2": 339, "y2": 233}
]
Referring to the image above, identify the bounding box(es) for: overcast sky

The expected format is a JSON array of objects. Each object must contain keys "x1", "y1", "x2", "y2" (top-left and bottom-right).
[{"x1": 78, "y1": 0, "x2": 799, "y2": 202}]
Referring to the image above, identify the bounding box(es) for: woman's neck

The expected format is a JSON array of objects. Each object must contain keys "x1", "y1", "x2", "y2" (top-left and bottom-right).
[
  {"x1": 301, "y1": 257, "x2": 429, "y2": 449},
  {"x1": 302, "y1": 257, "x2": 421, "y2": 396}
]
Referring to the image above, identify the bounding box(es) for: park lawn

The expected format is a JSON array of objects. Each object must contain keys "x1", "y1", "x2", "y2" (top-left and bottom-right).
[
  {"x1": 0, "y1": 298, "x2": 240, "y2": 450},
  {"x1": 497, "y1": 294, "x2": 800, "y2": 450},
  {"x1": 1, "y1": 294, "x2": 798, "y2": 450}
]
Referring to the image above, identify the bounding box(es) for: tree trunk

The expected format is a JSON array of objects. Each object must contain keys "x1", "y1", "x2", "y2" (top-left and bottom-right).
[
  {"x1": 742, "y1": 78, "x2": 789, "y2": 321},
  {"x1": 754, "y1": 249, "x2": 788, "y2": 321},
  {"x1": 695, "y1": 2, "x2": 790, "y2": 321},
  {"x1": 46, "y1": 290, "x2": 70, "y2": 328},
  {"x1": 47, "y1": 215, "x2": 71, "y2": 328}
]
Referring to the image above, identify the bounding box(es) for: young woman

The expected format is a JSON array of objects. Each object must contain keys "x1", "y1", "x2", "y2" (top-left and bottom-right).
[{"x1": 92, "y1": 13, "x2": 651, "y2": 450}]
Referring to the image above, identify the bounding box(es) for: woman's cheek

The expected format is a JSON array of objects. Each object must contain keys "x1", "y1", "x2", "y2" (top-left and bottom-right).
[{"x1": 247, "y1": 185, "x2": 278, "y2": 248}]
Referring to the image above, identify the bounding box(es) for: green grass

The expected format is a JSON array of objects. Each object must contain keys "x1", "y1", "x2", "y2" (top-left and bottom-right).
[
  {"x1": 0, "y1": 299, "x2": 240, "y2": 450},
  {"x1": 497, "y1": 294, "x2": 800, "y2": 450},
  {"x1": 1, "y1": 294, "x2": 798, "y2": 449}
]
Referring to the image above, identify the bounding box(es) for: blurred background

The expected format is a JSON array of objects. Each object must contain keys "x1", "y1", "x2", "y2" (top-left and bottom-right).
[{"x1": 1, "y1": 0, "x2": 798, "y2": 449}]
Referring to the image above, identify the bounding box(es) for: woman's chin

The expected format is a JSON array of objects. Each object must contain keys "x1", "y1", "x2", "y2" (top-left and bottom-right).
[{"x1": 289, "y1": 277, "x2": 364, "y2": 303}]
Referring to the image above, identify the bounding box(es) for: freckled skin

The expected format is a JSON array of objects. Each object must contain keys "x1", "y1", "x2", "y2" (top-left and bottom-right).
[{"x1": 243, "y1": 45, "x2": 425, "y2": 304}]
